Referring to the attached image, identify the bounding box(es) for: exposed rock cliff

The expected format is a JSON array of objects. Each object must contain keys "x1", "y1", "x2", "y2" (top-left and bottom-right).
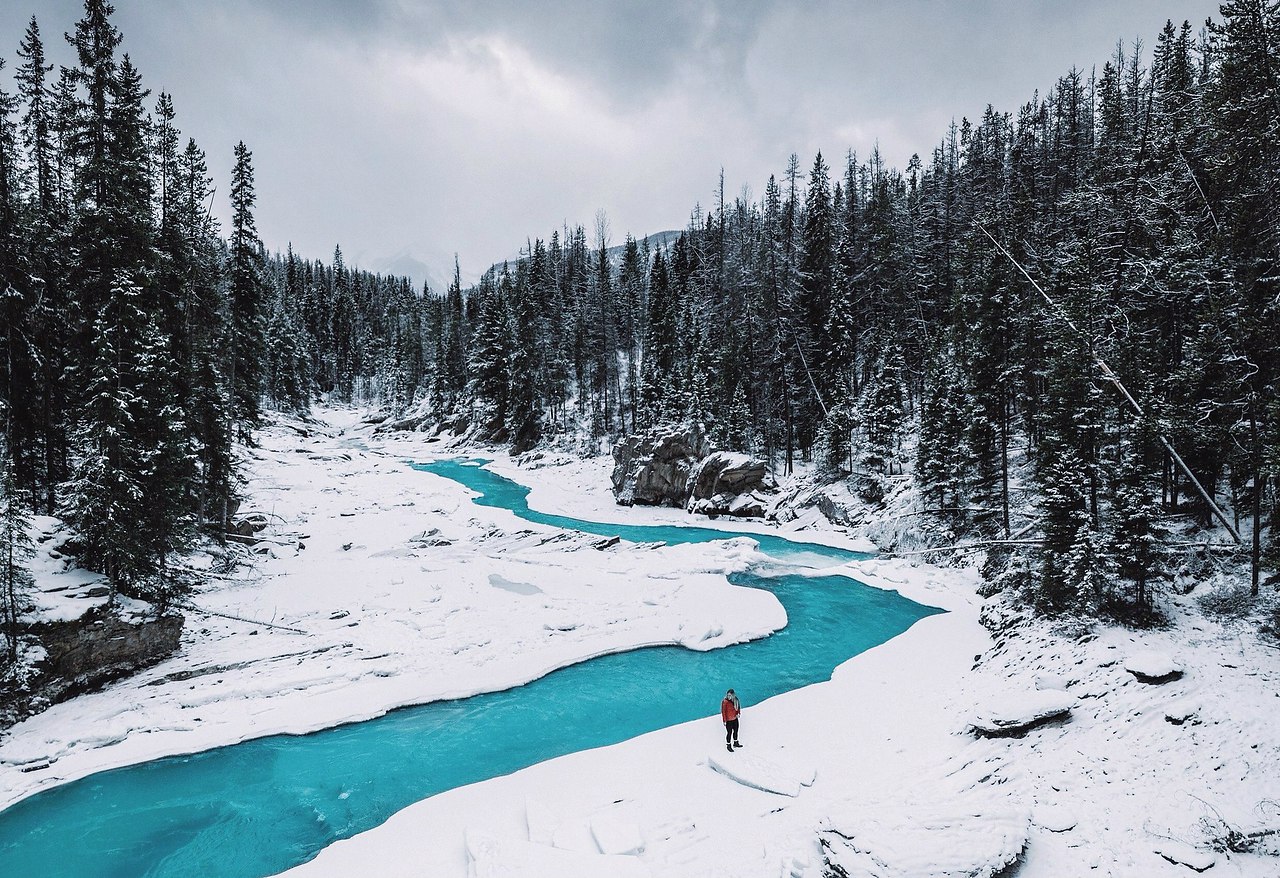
[
  {"x1": 611, "y1": 425, "x2": 711, "y2": 507},
  {"x1": 1, "y1": 604, "x2": 183, "y2": 729},
  {"x1": 611, "y1": 425, "x2": 773, "y2": 517}
]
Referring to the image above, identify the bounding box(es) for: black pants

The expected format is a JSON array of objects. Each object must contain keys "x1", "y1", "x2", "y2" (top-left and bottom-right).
[{"x1": 725, "y1": 718, "x2": 739, "y2": 744}]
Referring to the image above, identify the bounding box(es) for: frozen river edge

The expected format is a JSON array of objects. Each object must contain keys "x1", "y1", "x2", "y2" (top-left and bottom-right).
[{"x1": 3, "y1": 409, "x2": 1277, "y2": 878}]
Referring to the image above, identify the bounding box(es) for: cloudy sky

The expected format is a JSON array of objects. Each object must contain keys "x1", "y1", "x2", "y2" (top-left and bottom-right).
[{"x1": 2, "y1": 0, "x2": 1222, "y2": 289}]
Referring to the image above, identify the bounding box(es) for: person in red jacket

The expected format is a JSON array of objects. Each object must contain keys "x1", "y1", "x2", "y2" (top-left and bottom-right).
[{"x1": 720, "y1": 689, "x2": 742, "y2": 752}]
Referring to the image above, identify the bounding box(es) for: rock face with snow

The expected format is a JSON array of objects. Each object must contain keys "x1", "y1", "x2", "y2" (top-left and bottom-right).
[
  {"x1": 611, "y1": 426, "x2": 773, "y2": 517},
  {"x1": 3, "y1": 604, "x2": 183, "y2": 729},
  {"x1": 611, "y1": 425, "x2": 711, "y2": 507}
]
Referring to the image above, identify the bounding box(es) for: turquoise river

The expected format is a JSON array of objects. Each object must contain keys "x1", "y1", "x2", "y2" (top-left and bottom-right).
[{"x1": 0, "y1": 459, "x2": 942, "y2": 877}]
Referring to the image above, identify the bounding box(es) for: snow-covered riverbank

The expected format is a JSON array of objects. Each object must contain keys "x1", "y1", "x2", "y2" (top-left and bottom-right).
[
  {"x1": 0, "y1": 411, "x2": 787, "y2": 810},
  {"x1": 3, "y1": 408, "x2": 1277, "y2": 877}
]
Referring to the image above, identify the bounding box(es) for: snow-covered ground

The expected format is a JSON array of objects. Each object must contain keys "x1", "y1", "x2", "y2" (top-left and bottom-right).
[{"x1": 3, "y1": 408, "x2": 1277, "y2": 877}]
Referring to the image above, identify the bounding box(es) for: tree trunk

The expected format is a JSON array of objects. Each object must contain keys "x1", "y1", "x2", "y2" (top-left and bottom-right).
[
  {"x1": 1251, "y1": 401, "x2": 1261, "y2": 597},
  {"x1": 1000, "y1": 394, "x2": 1011, "y2": 537}
]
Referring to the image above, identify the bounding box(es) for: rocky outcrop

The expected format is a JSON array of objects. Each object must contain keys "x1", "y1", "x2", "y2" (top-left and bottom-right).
[
  {"x1": 688, "y1": 452, "x2": 769, "y2": 500},
  {"x1": 2, "y1": 605, "x2": 183, "y2": 729},
  {"x1": 611, "y1": 425, "x2": 711, "y2": 507},
  {"x1": 611, "y1": 425, "x2": 773, "y2": 517},
  {"x1": 687, "y1": 451, "x2": 773, "y2": 517}
]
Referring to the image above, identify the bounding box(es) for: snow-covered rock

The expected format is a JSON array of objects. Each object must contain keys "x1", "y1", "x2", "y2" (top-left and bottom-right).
[
  {"x1": 969, "y1": 689, "x2": 1075, "y2": 737},
  {"x1": 1153, "y1": 839, "x2": 1216, "y2": 872},
  {"x1": 1125, "y1": 650, "x2": 1184, "y2": 683},
  {"x1": 687, "y1": 451, "x2": 770, "y2": 503},
  {"x1": 821, "y1": 796, "x2": 1029, "y2": 878},
  {"x1": 1033, "y1": 803, "x2": 1078, "y2": 832}
]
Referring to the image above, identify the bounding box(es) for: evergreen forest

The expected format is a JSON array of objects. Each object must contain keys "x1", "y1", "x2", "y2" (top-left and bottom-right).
[{"x1": 2, "y1": 1, "x2": 1279, "y2": 650}]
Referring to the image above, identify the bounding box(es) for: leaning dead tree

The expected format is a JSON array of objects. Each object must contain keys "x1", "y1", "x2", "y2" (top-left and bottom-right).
[{"x1": 977, "y1": 223, "x2": 1243, "y2": 545}]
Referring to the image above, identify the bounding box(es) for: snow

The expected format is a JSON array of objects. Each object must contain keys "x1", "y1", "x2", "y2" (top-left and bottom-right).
[
  {"x1": 706, "y1": 749, "x2": 814, "y2": 797},
  {"x1": 1125, "y1": 649, "x2": 1184, "y2": 682},
  {"x1": 4, "y1": 406, "x2": 1279, "y2": 878},
  {"x1": 968, "y1": 689, "x2": 1076, "y2": 737},
  {"x1": 821, "y1": 792, "x2": 1029, "y2": 878},
  {"x1": 1153, "y1": 839, "x2": 1217, "y2": 872},
  {"x1": 589, "y1": 812, "x2": 645, "y2": 855},
  {"x1": 465, "y1": 830, "x2": 651, "y2": 878}
]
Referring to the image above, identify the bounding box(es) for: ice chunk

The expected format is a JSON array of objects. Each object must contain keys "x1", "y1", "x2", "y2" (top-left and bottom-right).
[
  {"x1": 525, "y1": 797, "x2": 558, "y2": 845},
  {"x1": 707, "y1": 751, "x2": 812, "y2": 797},
  {"x1": 590, "y1": 812, "x2": 644, "y2": 856}
]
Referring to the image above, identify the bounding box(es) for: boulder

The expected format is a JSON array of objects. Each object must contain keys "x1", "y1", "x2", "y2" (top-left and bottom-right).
[
  {"x1": 611, "y1": 425, "x2": 711, "y2": 507},
  {"x1": 688, "y1": 451, "x2": 769, "y2": 500},
  {"x1": 611, "y1": 426, "x2": 773, "y2": 517},
  {"x1": 969, "y1": 690, "x2": 1076, "y2": 738}
]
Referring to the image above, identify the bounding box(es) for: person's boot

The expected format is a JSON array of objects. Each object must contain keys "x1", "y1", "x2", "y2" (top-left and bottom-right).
[
  {"x1": 726, "y1": 742, "x2": 733, "y2": 752},
  {"x1": 734, "y1": 740, "x2": 743, "y2": 748}
]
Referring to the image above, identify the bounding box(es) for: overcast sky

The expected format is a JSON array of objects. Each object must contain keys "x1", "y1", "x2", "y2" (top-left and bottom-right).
[{"x1": 1, "y1": 0, "x2": 1223, "y2": 289}]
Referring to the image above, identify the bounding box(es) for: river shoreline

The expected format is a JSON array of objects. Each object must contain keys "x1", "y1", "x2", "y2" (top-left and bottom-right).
[{"x1": 6, "y1": 409, "x2": 1276, "y2": 877}]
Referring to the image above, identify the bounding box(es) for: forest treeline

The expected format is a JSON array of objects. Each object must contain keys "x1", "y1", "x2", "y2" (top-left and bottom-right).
[
  {"x1": 0, "y1": 0, "x2": 284, "y2": 646},
  {"x1": 2, "y1": 1, "x2": 1279, "y2": 658},
  {"x1": 282, "y1": 5, "x2": 1274, "y2": 620}
]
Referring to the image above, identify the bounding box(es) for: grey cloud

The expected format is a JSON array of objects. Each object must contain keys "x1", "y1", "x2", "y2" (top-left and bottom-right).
[{"x1": 0, "y1": 0, "x2": 1224, "y2": 288}]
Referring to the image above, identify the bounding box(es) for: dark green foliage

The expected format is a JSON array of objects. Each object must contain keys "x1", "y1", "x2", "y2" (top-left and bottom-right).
[
  {"x1": 1, "y1": 1, "x2": 1278, "y2": 638},
  {"x1": 0, "y1": 449, "x2": 34, "y2": 664},
  {"x1": 0, "y1": 2, "x2": 257, "y2": 617},
  {"x1": 228, "y1": 141, "x2": 265, "y2": 441}
]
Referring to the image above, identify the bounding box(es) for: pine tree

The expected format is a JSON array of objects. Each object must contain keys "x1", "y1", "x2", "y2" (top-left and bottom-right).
[
  {"x1": 1036, "y1": 441, "x2": 1094, "y2": 612},
  {"x1": 228, "y1": 141, "x2": 265, "y2": 440},
  {"x1": 916, "y1": 354, "x2": 972, "y2": 512},
  {"x1": 506, "y1": 270, "x2": 542, "y2": 452},
  {"x1": 1112, "y1": 456, "x2": 1167, "y2": 618},
  {"x1": 63, "y1": 273, "x2": 155, "y2": 600},
  {"x1": 177, "y1": 137, "x2": 232, "y2": 531},
  {"x1": 0, "y1": 59, "x2": 33, "y2": 491},
  {"x1": 467, "y1": 276, "x2": 510, "y2": 439},
  {"x1": 0, "y1": 447, "x2": 34, "y2": 665}
]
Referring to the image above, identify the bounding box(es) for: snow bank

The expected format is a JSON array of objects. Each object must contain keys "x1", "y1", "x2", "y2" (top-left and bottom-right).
[
  {"x1": 465, "y1": 830, "x2": 651, "y2": 878},
  {"x1": 821, "y1": 794, "x2": 1029, "y2": 878}
]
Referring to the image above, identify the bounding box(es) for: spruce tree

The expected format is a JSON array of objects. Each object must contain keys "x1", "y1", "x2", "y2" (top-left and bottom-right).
[
  {"x1": 0, "y1": 448, "x2": 34, "y2": 665},
  {"x1": 228, "y1": 141, "x2": 265, "y2": 440}
]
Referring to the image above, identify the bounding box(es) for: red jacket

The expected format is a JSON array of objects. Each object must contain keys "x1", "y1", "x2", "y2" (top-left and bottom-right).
[{"x1": 721, "y1": 696, "x2": 740, "y2": 722}]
